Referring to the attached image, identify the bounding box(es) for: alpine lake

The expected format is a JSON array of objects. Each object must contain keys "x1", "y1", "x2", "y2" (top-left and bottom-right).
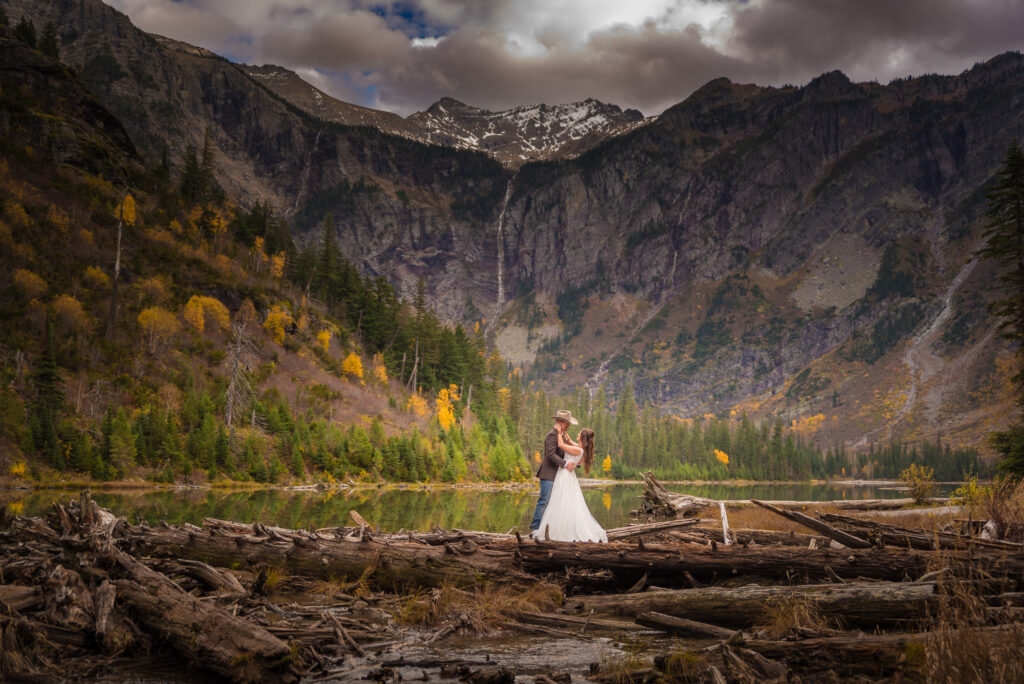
[{"x1": 3, "y1": 481, "x2": 959, "y2": 532}]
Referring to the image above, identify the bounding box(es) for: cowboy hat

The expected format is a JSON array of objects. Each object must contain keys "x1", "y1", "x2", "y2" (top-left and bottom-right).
[{"x1": 551, "y1": 409, "x2": 579, "y2": 425}]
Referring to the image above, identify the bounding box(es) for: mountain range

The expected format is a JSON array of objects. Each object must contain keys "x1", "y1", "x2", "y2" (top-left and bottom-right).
[{"x1": 3, "y1": 0, "x2": 1021, "y2": 456}]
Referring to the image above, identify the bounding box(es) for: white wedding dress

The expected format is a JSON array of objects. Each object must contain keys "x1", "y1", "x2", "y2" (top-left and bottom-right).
[{"x1": 531, "y1": 452, "x2": 608, "y2": 543}]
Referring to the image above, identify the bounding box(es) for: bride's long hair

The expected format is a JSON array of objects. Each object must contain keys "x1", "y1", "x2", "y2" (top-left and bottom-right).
[{"x1": 579, "y1": 428, "x2": 595, "y2": 475}]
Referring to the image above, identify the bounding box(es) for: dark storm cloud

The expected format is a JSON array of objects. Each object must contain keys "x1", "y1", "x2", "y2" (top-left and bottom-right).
[{"x1": 105, "y1": 0, "x2": 1024, "y2": 116}]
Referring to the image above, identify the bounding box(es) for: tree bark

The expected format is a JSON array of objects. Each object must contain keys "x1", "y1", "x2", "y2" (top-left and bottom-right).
[
  {"x1": 635, "y1": 611, "x2": 737, "y2": 639},
  {"x1": 751, "y1": 499, "x2": 872, "y2": 549},
  {"x1": 519, "y1": 539, "x2": 938, "y2": 584},
  {"x1": 107, "y1": 546, "x2": 299, "y2": 683},
  {"x1": 819, "y1": 512, "x2": 1023, "y2": 552},
  {"x1": 605, "y1": 518, "x2": 699, "y2": 540},
  {"x1": 637, "y1": 472, "x2": 716, "y2": 518},
  {"x1": 571, "y1": 581, "x2": 938, "y2": 628},
  {"x1": 121, "y1": 522, "x2": 532, "y2": 590}
]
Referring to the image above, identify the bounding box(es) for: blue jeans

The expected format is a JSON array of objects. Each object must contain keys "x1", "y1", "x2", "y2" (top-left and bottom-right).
[{"x1": 530, "y1": 479, "x2": 554, "y2": 531}]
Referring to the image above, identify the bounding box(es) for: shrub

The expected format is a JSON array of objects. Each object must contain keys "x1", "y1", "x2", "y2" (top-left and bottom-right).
[{"x1": 899, "y1": 463, "x2": 936, "y2": 504}]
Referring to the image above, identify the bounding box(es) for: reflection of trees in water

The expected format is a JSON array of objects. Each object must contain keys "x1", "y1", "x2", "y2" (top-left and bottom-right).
[{"x1": 18, "y1": 483, "x2": 954, "y2": 532}]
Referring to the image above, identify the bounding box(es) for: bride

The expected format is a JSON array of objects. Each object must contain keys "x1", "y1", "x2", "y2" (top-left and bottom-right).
[{"x1": 531, "y1": 427, "x2": 608, "y2": 543}]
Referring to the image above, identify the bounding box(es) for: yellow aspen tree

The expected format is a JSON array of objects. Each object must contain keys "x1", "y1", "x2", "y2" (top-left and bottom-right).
[
  {"x1": 602, "y1": 455, "x2": 612, "y2": 475},
  {"x1": 406, "y1": 393, "x2": 429, "y2": 418},
  {"x1": 341, "y1": 352, "x2": 364, "y2": 381},
  {"x1": 714, "y1": 449, "x2": 729, "y2": 465},
  {"x1": 13, "y1": 268, "x2": 47, "y2": 300},
  {"x1": 269, "y1": 252, "x2": 286, "y2": 279},
  {"x1": 316, "y1": 329, "x2": 331, "y2": 354},
  {"x1": 83, "y1": 266, "x2": 110, "y2": 290},
  {"x1": 52, "y1": 294, "x2": 91, "y2": 333},
  {"x1": 372, "y1": 353, "x2": 388, "y2": 385},
  {"x1": 435, "y1": 385, "x2": 459, "y2": 431},
  {"x1": 262, "y1": 306, "x2": 293, "y2": 345},
  {"x1": 138, "y1": 306, "x2": 180, "y2": 353},
  {"x1": 183, "y1": 297, "x2": 205, "y2": 333},
  {"x1": 183, "y1": 295, "x2": 231, "y2": 335}
]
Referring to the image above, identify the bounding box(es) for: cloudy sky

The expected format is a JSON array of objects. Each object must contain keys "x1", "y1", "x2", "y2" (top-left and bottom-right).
[{"x1": 104, "y1": 0, "x2": 1024, "y2": 116}]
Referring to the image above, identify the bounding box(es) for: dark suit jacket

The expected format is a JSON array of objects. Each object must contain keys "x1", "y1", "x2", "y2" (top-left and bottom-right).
[{"x1": 536, "y1": 428, "x2": 567, "y2": 480}]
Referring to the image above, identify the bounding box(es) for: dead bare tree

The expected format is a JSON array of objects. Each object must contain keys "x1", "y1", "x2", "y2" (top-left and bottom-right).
[{"x1": 224, "y1": 321, "x2": 258, "y2": 431}]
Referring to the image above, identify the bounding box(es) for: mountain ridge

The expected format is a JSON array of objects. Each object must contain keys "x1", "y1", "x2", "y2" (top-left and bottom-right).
[
  {"x1": 3, "y1": 0, "x2": 1019, "y2": 456},
  {"x1": 241, "y1": 62, "x2": 652, "y2": 168}
]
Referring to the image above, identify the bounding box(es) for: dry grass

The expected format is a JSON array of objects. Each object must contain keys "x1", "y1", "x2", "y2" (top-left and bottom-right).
[
  {"x1": 758, "y1": 595, "x2": 832, "y2": 639},
  {"x1": 595, "y1": 635, "x2": 651, "y2": 684},
  {"x1": 0, "y1": 622, "x2": 30, "y2": 675},
  {"x1": 699, "y1": 503, "x2": 842, "y2": 533},
  {"x1": 923, "y1": 550, "x2": 1024, "y2": 683},
  {"x1": 392, "y1": 581, "x2": 562, "y2": 632},
  {"x1": 958, "y1": 478, "x2": 1024, "y2": 541}
]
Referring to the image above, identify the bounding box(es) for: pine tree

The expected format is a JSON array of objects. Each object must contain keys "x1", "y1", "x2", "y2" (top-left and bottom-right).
[
  {"x1": 38, "y1": 21, "x2": 58, "y2": 59},
  {"x1": 180, "y1": 145, "x2": 202, "y2": 203},
  {"x1": 977, "y1": 141, "x2": 1024, "y2": 475},
  {"x1": 14, "y1": 17, "x2": 36, "y2": 47},
  {"x1": 30, "y1": 316, "x2": 64, "y2": 469}
]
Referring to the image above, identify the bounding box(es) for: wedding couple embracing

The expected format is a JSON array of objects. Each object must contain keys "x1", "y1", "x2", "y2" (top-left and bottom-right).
[{"x1": 529, "y1": 409, "x2": 608, "y2": 543}]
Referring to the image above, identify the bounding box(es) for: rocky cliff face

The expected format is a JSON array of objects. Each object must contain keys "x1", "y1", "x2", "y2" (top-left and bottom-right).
[{"x1": 6, "y1": 0, "x2": 1021, "y2": 450}]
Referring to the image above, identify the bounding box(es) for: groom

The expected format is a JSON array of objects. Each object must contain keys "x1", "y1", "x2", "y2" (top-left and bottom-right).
[{"x1": 530, "y1": 409, "x2": 579, "y2": 533}]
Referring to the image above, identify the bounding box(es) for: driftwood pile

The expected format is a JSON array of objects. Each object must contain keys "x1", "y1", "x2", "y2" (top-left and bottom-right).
[{"x1": 2, "y1": 484, "x2": 1024, "y2": 683}]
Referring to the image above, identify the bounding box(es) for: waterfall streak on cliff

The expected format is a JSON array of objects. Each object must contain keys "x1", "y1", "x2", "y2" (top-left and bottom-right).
[
  {"x1": 495, "y1": 182, "x2": 513, "y2": 310},
  {"x1": 291, "y1": 128, "x2": 323, "y2": 212}
]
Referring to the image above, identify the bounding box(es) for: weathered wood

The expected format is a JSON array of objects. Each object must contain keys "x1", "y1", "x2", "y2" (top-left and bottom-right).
[
  {"x1": 605, "y1": 518, "x2": 699, "y2": 540},
  {"x1": 819, "y1": 512, "x2": 1023, "y2": 551},
  {"x1": 638, "y1": 472, "x2": 716, "y2": 518},
  {"x1": 690, "y1": 526, "x2": 828, "y2": 548},
  {"x1": 635, "y1": 611, "x2": 737, "y2": 639},
  {"x1": 517, "y1": 611, "x2": 647, "y2": 632},
  {"x1": 0, "y1": 584, "x2": 41, "y2": 613},
  {"x1": 751, "y1": 499, "x2": 872, "y2": 549},
  {"x1": 571, "y1": 581, "x2": 937, "y2": 628},
  {"x1": 520, "y1": 539, "x2": 945, "y2": 584},
  {"x1": 123, "y1": 521, "x2": 532, "y2": 589},
  {"x1": 759, "y1": 497, "x2": 949, "y2": 511},
  {"x1": 108, "y1": 547, "x2": 299, "y2": 683},
  {"x1": 155, "y1": 558, "x2": 246, "y2": 593},
  {"x1": 742, "y1": 624, "x2": 1019, "y2": 679}
]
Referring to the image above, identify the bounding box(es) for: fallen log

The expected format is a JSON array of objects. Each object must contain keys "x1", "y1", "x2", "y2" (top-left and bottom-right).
[
  {"x1": 121, "y1": 521, "x2": 532, "y2": 590},
  {"x1": 635, "y1": 611, "x2": 737, "y2": 639},
  {"x1": 690, "y1": 526, "x2": 828, "y2": 548},
  {"x1": 742, "y1": 624, "x2": 1022, "y2": 680},
  {"x1": 605, "y1": 519, "x2": 700, "y2": 540},
  {"x1": 751, "y1": 500, "x2": 872, "y2": 548},
  {"x1": 637, "y1": 472, "x2": 715, "y2": 518},
  {"x1": 818, "y1": 512, "x2": 1023, "y2": 552},
  {"x1": 520, "y1": 540, "x2": 939, "y2": 584},
  {"x1": 106, "y1": 546, "x2": 300, "y2": 683},
  {"x1": 0, "y1": 584, "x2": 41, "y2": 613},
  {"x1": 571, "y1": 582, "x2": 937, "y2": 628},
  {"x1": 746, "y1": 497, "x2": 950, "y2": 511},
  {"x1": 517, "y1": 611, "x2": 646, "y2": 632}
]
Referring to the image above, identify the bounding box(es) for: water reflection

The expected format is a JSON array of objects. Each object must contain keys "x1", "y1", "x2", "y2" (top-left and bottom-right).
[{"x1": 5, "y1": 482, "x2": 958, "y2": 533}]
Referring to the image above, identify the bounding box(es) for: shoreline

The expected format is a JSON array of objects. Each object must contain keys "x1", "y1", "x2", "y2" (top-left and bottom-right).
[{"x1": 0, "y1": 477, "x2": 961, "y2": 494}]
